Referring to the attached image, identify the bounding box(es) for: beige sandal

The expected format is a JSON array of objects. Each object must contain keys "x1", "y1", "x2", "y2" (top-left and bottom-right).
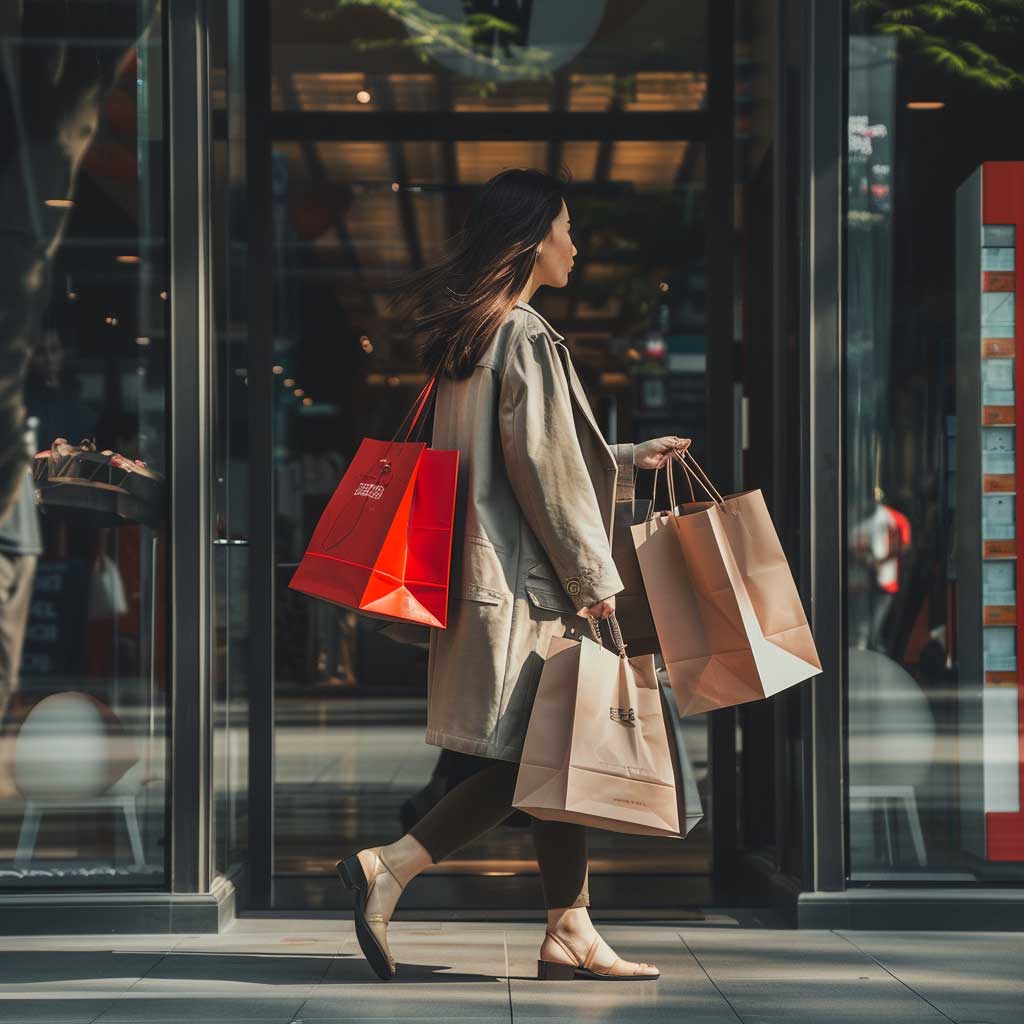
[
  {"x1": 537, "y1": 930, "x2": 660, "y2": 981},
  {"x1": 337, "y1": 847, "x2": 412, "y2": 980}
]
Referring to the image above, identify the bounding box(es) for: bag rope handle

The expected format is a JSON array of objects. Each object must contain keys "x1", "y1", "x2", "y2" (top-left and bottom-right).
[
  {"x1": 645, "y1": 447, "x2": 695, "y2": 523},
  {"x1": 585, "y1": 612, "x2": 628, "y2": 658},
  {"x1": 674, "y1": 449, "x2": 726, "y2": 505}
]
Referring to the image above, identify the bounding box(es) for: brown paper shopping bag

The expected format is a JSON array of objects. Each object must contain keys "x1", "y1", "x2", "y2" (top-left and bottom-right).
[
  {"x1": 611, "y1": 463, "x2": 687, "y2": 657},
  {"x1": 512, "y1": 615, "x2": 681, "y2": 837},
  {"x1": 632, "y1": 453, "x2": 821, "y2": 717}
]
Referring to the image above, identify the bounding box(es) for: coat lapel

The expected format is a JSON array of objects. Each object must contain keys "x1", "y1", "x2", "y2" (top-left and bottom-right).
[{"x1": 515, "y1": 301, "x2": 616, "y2": 474}]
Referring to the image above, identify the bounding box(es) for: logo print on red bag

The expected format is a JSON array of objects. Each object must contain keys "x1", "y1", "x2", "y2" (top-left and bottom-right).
[{"x1": 354, "y1": 482, "x2": 385, "y2": 500}]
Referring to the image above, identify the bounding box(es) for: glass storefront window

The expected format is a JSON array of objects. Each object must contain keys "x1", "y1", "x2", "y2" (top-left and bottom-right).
[
  {"x1": 846, "y1": 2, "x2": 1024, "y2": 882},
  {"x1": 0, "y1": 3, "x2": 170, "y2": 888},
  {"x1": 268, "y1": 0, "x2": 712, "y2": 899}
]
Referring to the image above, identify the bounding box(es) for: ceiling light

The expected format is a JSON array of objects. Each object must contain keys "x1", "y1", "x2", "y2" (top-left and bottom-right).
[
  {"x1": 45, "y1": 198, "x2": 74, "y2": 208},
  {"x1": 391, "y1": 182, "x2": 400, "y2": 192},
  {"x1": 272, "y1": 364, "x2": 284, "y2": 374},
  {"x1": 356, "y1": 89, "x2": 372, "y2": 104},
  {"x1": 117, "y1": 255, "x2": 140, "y2": 264},
  {"x1": 906, "y1": 101, "x2": 944, "y2": 110},
  {"x1": 302, "y1": 397, "x2": 313, "y2": 406},
  {"x1": 294, "y1": 388, "x2": 304, "y2": 397},
  {"x1": 659, "y1": 281, "x2": 669, "y2": 292},
  {"x1": 283, "y1": 378, "x2": 295, "y2": 388},
  {"x1": 159, "y1": 290, "x2": 168, "y2": 300},
  {"x1": 136, "y1": 336, "x2": 151, "y2": 346},
  {"x1": 386, "y1": 375, "x2": 400, "y2": 387}
]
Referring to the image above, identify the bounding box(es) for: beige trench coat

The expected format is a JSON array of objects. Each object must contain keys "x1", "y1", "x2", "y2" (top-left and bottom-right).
[{"x1": 425, "y1": 300, "x2": 634, "y2": 762}]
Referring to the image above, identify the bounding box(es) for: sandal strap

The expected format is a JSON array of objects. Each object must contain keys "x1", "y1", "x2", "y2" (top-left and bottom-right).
[
  {"x1": 582, "y1": 936, "x2": 601, "y2": 972},
  {"x1": 544, "y1": 930, "x2": 581, "y2": 965},
  {"x1": 376, "y1": 847, "x2": 413, "y2": 890}
]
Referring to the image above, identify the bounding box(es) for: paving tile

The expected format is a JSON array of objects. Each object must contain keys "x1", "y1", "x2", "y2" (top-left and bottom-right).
[
  {"x1": 0, "y1": 996, "x2": 116, "y2": 1023},
  {"x1": 225, "y1": 917, "x2": 352, "y2": 936},
  {"x1": 0, "y1": 950, "x2": 164, "y2": 991},
  {"x1": 91, "y1": 995, "x2": 309, "y2": 1022},
  {"x1": 320, "y1": 930, "x2": 508, "y2": 982},
  {"x1": 507, "y1": 925, "x2": 739, "y2": 1023},
  {"x1": 837, "y1": 930, "x2": 1024, "y2": 1024},
  {"x1": 713, "y1": 978, "x2": 949, "y2": 1023},
  {"x1": 295, "y1": 982, "x2": 511, "y2": 1020},
  {"x1": 292, "y1": 1019, "x2": 506, "y2": 1024},
  {"x1": 122, "y1": 949, "x2": 333, "y2": 991},
  {"x1": 679, "y1": 927, "x2": 888, "y2": 981},
  {"x1": 0, "y1": 935, "x2": 187, "y2": 953},
  {"x1": 174, "y1": 933, "x2": 347, "y2": 958}
]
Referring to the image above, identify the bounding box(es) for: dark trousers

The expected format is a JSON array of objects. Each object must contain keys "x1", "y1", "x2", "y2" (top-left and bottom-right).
[{"x1": 408, "y1": 758, "x2": 589, "y2": 909}]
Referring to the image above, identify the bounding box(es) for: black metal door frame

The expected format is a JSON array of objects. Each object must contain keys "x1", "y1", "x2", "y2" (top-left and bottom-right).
[{"x1": 241, "y1": 0, "x2": 749, "y2": 912}]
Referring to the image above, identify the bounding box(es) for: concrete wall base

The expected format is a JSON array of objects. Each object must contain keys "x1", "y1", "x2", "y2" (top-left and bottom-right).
[{"x1": 798, "y1": 888, "x2": 1024, "y2": 931}]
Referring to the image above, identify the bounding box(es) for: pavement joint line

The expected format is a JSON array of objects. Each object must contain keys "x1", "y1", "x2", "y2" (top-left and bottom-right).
[
  {"x1": 89, "y1": 940, "x2": 177, "y2": 1024},
  {"x1": 676, "y1": 931, "x2": 745, "y2": 1023},
  {"x1": 831, "y1": 930, "x2": 959, "y2": 1024},
  {"x1": 503, "y1": 929, "x2": 514, "y2": 1023},
  {"x1": 288, "y1": 936, "x2": 347, "y2": 1024}
]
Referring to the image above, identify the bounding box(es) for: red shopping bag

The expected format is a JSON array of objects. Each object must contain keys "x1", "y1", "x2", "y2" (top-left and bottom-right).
[{"x1": 288, "y1": 378, "x2": 459, "y2": 628}]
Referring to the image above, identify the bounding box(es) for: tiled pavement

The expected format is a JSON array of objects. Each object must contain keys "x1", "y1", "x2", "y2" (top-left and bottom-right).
[{"x1": 0, "y1": 916, "x2": 1021, "y2": 1023}]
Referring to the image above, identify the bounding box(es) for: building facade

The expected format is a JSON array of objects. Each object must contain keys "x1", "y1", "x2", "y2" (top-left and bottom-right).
[{"x1": 0, "y1": 0, "x2": 1021, "y2": 933}]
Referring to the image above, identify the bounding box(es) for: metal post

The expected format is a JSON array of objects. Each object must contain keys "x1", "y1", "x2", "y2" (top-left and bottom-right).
[
  {"x1": 168, "y1": 0, "x2": 213, "y2": 895},
  {"x1": 245, "y1": 0, "x2": 275, "y2": 909},
  {"x1": 706, "y1": 0, "x2": 739, "y2": 888},
  {"x1": 799, "y1": 0, "x2": 846, "y2": 893}
]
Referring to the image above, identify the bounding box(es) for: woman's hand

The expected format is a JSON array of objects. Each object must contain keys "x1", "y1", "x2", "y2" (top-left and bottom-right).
[
  {"x1": 633, "y1": 436, "x2": 691, "y2": 469},
  {"x1": 582, "y1": 595, "x2": 615, "y2": 620}
]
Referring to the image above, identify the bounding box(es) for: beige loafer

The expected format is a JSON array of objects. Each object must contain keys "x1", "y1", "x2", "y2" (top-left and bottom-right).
[{"x1": 337, "y1": 847, "x2": 409, "y2": 980}]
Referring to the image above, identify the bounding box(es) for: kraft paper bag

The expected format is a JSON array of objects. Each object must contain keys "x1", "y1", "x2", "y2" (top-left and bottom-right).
[
  {"x1": 612, "y1": 469, "x2": 665, "y2": 656},
  {"x1": 632, "y1": 453, "x2": 821, "y2": 717},
  {"x1": 613, "y1": 459, "x2": 704, "y2": 656},
  {"x1": 512, "y1": 616, "x2": 681, "y2": 837}
]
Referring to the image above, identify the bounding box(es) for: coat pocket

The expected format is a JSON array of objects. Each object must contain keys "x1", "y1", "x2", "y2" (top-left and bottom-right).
[
  {"x1": 524, "y1": 562, "x2": 577, "y2": 615},
  {"x1": 459, "y1": 535, "x2": 511, "y2": 605},
  {"x1": 460, "y1": 581, "x2": 503, "y2": 605}
]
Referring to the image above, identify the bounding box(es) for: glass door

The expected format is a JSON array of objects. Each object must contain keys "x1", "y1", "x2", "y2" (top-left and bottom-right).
[{"x1": 263, "y1": 0, "x2": 715, "y2": 908}]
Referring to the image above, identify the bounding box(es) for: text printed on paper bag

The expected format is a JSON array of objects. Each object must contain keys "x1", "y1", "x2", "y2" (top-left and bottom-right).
[{"x1": 354, "y1": 482, "x2": 385, "y2": 500}]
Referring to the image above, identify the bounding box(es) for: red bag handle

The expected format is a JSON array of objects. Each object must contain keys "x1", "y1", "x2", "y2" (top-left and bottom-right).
[{"x1": 389, "y1": 335, "x2": 462, "y2": 444}]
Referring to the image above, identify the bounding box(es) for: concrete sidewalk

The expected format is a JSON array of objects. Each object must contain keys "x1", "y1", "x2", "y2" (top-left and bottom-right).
[{"x1": 0, "y1": 916, "x2": 1020, "y2": 1023}]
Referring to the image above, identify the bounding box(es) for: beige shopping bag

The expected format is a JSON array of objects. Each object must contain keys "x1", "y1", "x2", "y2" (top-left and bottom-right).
[
  {"x1": 512, "y1": 615, "x2": 681, "y2": 837},
  {"x1": 611, "y1": 462, "x2": 692, "y2": 656},
  {"x1": 632, "y1": 453, "x2": 821, "y2": 717}
]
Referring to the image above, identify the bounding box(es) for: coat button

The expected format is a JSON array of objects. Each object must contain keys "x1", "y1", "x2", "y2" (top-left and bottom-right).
[{"x1": 565, "y1": 577, "x2": 582, "y2": 597}]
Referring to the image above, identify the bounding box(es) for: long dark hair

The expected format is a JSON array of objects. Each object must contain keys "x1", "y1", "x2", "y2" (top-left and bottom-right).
[{"x1": 392, "y1": 168, "x2": 567, "y2": 380}]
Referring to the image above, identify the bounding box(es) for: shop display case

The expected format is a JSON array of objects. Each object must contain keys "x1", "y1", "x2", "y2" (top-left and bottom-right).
[{"x1": 957, "y1": 162, "x2": 1024, "y2": 861}]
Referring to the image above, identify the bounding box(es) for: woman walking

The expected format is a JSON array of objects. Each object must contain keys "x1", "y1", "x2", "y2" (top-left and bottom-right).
[{"x1": 338, "y1": 169, "x2": 690, "y2": 982}]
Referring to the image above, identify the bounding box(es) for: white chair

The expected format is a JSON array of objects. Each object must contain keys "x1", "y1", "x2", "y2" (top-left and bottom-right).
[
  {"x1": 848, "y1": 783, "x2": 928, "y2": 866},
  {"x1": 848, "y1": 648, "x2": 936, "y2": 867},
  {"x1": 13, "y1": 692, "x2": 144, "y2": 867}
]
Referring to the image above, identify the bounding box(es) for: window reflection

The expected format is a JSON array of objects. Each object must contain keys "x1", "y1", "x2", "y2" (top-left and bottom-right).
[
  {"x1": 0, "y1": 1, "x2": 169, "y2": 888},
  {"x1": 846, "y1": 8, "x2": 1024, "y2": 881},
  {"x1": 268, "y1": 0, "x2": 712, "y2": 889}
]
